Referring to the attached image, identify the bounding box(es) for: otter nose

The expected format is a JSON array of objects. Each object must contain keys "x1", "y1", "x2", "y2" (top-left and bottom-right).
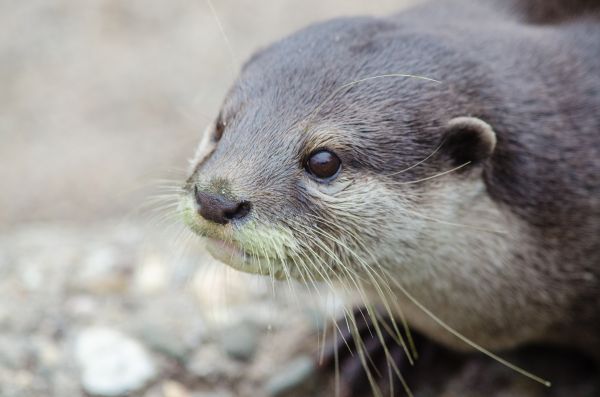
[{"x1": 194, "y1": 187, "x2": 251, "y2": 225}]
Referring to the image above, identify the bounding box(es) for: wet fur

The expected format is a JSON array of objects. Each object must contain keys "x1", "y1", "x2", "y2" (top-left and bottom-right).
[{"x1": 183, "y1": 0, "x2": 600, "y2": 383}]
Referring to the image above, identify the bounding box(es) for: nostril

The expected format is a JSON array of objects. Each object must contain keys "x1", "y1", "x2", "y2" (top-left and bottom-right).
[
  {"x1": 193, "y1": 186, "x2": 251, "y2": 224},
  {"x1": 224, "y1": 201, "x2": 252, "y2": 221}
]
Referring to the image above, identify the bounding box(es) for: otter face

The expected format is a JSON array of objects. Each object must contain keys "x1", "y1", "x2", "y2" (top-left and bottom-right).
[{"x1": 180, "y1": 16, "x2": 500, "y2": 295}]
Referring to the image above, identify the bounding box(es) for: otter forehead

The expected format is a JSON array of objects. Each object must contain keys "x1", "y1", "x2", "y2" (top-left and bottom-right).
[
  {"x1": 208, "y1": 17, "x2": 475, "y2": 184},
  {"x1": 227, "y1": 15, "x2": 484, "y2": 117}
]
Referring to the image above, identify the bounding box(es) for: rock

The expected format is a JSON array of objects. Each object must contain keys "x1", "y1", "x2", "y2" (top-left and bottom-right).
[
  {"x1": 186, "y1": 344, "x2": 241, "y2": 381},
  {"x1": 145, "y1": 381, "x2": 225, "y2": 397},
  {"x1": 217, "y1": 320, "x2": 261, "y2": 361},
  {"x1": 264, "y1": 356, "x2": 316, "y2": 397},
  {"x1": 20, "y1": 264, "x2": 44, "y2": 291},
  {"x1": 162, "y1": 380, "x2": 191, "y2": 397},
  {"x1": 52, "y1": 371, "x2": 81, "y2": 397},
  {"x1": 65, "y1": 294, "x2": 98, "y2": 319},
  {"x1": 190, "y1": 391, "x2": 234, "y2": 397},
  {"x1": 34, "y1": 337, "x2": 61, "y2": 367},
  {"x1": 72, "y1": 245, "x2": 132, "y2": 294},
  {"x1": 0, "y1": 336, "x2": 30, "y2": 370},
  {"x1": 143, "y1": 383, "x2": 165, "y2": 397},
  {"x1": 0, "y1": 369, "x2": 37, "y2": 397},
  {"x1": 133, "y1": 254, "x2": 168, "y2": 294},
  {"x1": 0, "y1": 248, "x2": 9, "y2": 270},
  {"x1": 74, "y1": 327, "x2": 157, "y2": 396},
  {"x1": 131, "y1": 294, "x2": 204, "y2": 361}
]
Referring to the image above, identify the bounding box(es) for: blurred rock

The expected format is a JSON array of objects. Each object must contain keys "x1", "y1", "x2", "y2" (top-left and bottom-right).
[
  {"x1": 133, "y1": 254, "x2": 169, "y2": 294},
  {"x1": 264, "y1": 356, "x2": 316, "y2": 397},
  {"x1": 217, "y1": 319, "x2": 262, "y2": 362},
  {"x1": 52, "y1": 371, "x2": 81, "y2": 397},
  {"x1": 65, "y1": 294, "x2": 98, "y2": 319},
  {"x1": 157, "y1": 381, "x2": 196, "y2": 397},
  {"x1": 0, "y1": 248, "x2": 9, "y2": 270},
  {"x1": 186, "y1": 344, "x2": 241, "y2": 381},
  {"x1": 74, "y1": 327, "x2": 157, "y2": 396},
  {"x1": 162, "y1": 380, "x2": 191, "y2": 397},
  {"x1": 191, "y1": 391, "x2": 234, "y2": 397},
  {"x1": 131, "y1": 294, "x2": 205, "y2": 361},
  {"x1": 72, "y1": 245, "x2": 133, "y2": 294},
  {"x1": 0, "y1": 369, "x2": 37, "y2": 397},
  {"x1": 33, "y1": 337, "x2": 62, "y2": 368},
  {"x1": 0, "y1": 336, "x2": 31, "y2": 370}
]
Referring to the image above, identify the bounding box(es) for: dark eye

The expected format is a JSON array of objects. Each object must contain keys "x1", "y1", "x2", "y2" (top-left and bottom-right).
[
  {"x1": 214, "y1": 116, "x2": 226, "y2": 141},
  {"x1": 306, "y1": 150, "x2": 341, "y2": 180}
]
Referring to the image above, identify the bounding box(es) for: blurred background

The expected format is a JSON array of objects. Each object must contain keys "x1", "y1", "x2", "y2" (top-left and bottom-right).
[{"x1": 0, "y1": 1, "x2": 415, "y2": 396}]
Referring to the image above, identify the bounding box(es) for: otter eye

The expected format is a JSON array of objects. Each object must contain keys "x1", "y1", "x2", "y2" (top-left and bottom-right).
[
  {"x1": 306, "y1": 150, "x2": 341, "y2": 180},
  {"x1": 214, "y1": 116, "x2": 226, "y2": 141}
]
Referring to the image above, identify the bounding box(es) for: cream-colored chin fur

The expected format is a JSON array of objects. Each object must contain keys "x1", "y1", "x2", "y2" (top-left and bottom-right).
[
  {"x1": 180, "y1": 195, "x2": 301, "y2": 279},
  {"x1": 204, "y1": 238, "x2": 275, "y2": 276}
]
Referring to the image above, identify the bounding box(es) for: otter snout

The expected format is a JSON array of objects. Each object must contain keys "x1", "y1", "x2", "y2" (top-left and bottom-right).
[{"x1": 194, "y1": 187, "x2": 251, "y2": 225}]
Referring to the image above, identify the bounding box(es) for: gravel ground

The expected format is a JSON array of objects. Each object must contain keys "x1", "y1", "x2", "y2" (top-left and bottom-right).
[
  {"x1": 1, "y1": 220, "x2": 598, "y2": 397},
  {"x1": 0, "y1": 220, "x2": 344, "y2": 397}
]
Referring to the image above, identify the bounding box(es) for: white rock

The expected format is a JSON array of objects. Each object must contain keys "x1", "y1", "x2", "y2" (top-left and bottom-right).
[
  {"x1": 162, "y1": 380, "x2": 191, "y2": 397},
  {"x1": 133, "y1": 254, "x2": 168, "y2": 294},
  {"x1": 131, "y1": 294, "x2": 205, "y2": 361},
  {"x1": 75, "y1": 327, "x2": 157, "y2": 396}
]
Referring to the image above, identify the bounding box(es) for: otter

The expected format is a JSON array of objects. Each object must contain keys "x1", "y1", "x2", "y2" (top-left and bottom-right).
[{"x1": 180, "y1": 0, "x2": 599, "y2": 394}]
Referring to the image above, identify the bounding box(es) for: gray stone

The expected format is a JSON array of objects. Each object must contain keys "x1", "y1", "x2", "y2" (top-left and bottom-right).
[
  {"x1": 52, "y1": 371, "x2": 82, "y2": 397},
  {"x1": 0, "y1": 336, "x2": 30, "y2": 369},
  {"x1": 217, "y1": 320, "x2": 261, "y2": 361},
  {"x1": 191, "y1": 391, "x2": 234, "y2": 397},
  {"x1": 131, "y1": 294, "x2": 205, "y2": 361},
  {"x1": 264, "y1": 356, "x2": 316, "y2": 397},
  {"x1": 33, "y1": 336, "x2": 62, "y2": 368},
  {"x1": 186, "y1": 344, "x2": 241, "y2": 382},
  {"x1": 74, "y1": 327, "x2": 157, "y2": 396}
]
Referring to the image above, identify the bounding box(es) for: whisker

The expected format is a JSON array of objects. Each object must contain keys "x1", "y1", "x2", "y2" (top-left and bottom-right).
[
  {"x1": 203, "y1": 0, "x2": 239, "y2": 76},
  {"x1": 399, "y1": 206, "x2": 509, "y2": 235},
  {"x1": 390, "y1": 277, "x2": 551, "y2": 387},
  {"x1": 295, "y1": 218, "x2": 415, "y2": 396},
  {"x1": 304, "y1": 73, "x2": 441, "y2": 127},
  {"x1": 383, "y1": 139, "x2": 445, "y2": 177},
  {"x1": 390, "y1": 161, "x2": 471, "y2": 185}
]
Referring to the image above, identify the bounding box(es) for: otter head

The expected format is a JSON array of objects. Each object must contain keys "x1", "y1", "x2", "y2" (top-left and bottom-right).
[{"x1": 180, "y1": 15, "x2": 505, "y2": 312}]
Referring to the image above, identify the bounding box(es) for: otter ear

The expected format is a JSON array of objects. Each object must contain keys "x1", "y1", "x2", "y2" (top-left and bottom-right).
[{"x1": 441, "y1": 117, "x2": 497, "y2": 166}]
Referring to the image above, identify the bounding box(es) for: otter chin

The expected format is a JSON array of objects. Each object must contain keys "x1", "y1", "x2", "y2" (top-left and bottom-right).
[
  {"x1": 204, "y1": 238, "x2": 259, "y2": 272},
  {"x1": 179, "y1": 192, "x2": 305, "y2": 280},
  {"x1": 180, "y1": 0, "x2": 600, "y2": 376}
]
